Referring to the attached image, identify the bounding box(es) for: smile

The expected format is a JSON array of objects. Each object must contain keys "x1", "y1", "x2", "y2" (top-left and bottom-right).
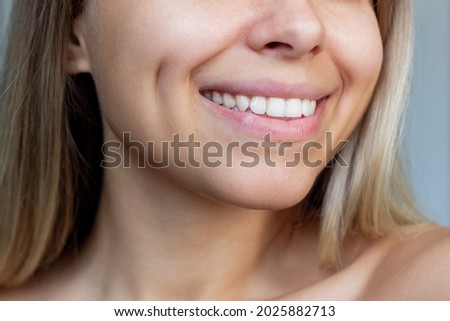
[{"x1": 201, "y1": 90, "x2": 319, "y2": 119}]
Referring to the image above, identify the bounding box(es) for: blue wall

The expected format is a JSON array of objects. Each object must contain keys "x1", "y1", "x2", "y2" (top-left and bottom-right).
[{"x1": 405, "y1": 0, "x2": 450, "y2": 226}]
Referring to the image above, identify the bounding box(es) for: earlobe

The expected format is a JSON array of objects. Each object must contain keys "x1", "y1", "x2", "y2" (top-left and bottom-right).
[{"x1": 66, "y1": 18, "x2": 91, "y2": 74}]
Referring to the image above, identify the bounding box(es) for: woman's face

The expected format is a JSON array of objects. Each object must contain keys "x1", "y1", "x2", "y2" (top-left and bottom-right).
[{"x1": 78, "y1": 0, "x2": 383, "y2": 209}]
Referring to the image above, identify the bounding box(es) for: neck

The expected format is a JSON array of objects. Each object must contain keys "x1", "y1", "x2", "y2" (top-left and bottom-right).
[{"x1": 75, "y1": 164, "x2": 323, "y2": 300}]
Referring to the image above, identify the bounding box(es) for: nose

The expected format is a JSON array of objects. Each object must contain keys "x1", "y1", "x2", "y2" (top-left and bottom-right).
[{"x1": 245, "y1": 0, "x2": 326, "y2": 59}]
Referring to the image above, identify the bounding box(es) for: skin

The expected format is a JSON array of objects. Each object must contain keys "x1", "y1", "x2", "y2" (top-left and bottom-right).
[{"x1": 2, "y1": 0, "x2": 450, "y2": 300}]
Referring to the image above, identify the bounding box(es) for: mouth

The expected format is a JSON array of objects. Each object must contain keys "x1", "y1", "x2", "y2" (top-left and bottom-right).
[
  {"x1": 200, "y1": 90, "x2": 324, "y2": 120},
  {"x1": 197, "y1": 80, "x2": 332, "y2": 141}
]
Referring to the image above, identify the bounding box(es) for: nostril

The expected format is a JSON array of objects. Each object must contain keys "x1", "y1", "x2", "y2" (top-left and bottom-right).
[
  {"x1": 266, "y1": 42, "x2": 280, "y2": 49},
  {"x1": 265, "y1": 42, "x2": 293, "y2": 50},
  {"x1": 311, "y1": 45, "x2": 322, "y2": 55}
]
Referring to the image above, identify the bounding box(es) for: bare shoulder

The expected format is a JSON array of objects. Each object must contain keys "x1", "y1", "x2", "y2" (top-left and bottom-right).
[{"x1": 363, "y1": 224, "x2": 450, "y2": 300}]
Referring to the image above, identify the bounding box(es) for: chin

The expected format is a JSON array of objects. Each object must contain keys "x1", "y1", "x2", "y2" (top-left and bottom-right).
[
  {"x1": 228, "y1": 196, "x2": 305, "y2": 211},
  {"x1": 209, "y1": 189, "x2": 309, "y2": 211},
  {"x1": 191, "y1": 169, "x2": 316, "y2": 211}
]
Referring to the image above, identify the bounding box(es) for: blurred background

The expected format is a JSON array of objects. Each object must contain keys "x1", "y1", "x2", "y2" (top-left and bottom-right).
[
  {"x1": 1, "y1": 0, "x2": 449, "y2": 226},
  {"x1": 405, "y1": 0, "x2": 450, "y2": 226}
]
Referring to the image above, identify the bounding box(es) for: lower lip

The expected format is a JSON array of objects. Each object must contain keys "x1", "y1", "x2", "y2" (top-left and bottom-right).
[{"x1": 201, "y1": 95, "x2": 327, "y2": 141}]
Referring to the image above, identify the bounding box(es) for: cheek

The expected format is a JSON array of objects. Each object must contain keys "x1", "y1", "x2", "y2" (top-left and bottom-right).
[
  {"x1": 84, "y1": 2, "x2": 246, "y2": 140},
  {"x1": 327, "y1": 11, "x2": 384, "y2": 88},
  {"x1": 322, "y1": 8, "x2": 383, "y2": 141},
  {"x1": 92, "y1": 2, "x2": 242, "y2": 72}
]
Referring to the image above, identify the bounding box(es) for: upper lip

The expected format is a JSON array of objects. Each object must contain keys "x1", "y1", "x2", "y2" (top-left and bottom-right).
[{"x1": 199, "y1": 79, "x2": 332, "y2": 101}]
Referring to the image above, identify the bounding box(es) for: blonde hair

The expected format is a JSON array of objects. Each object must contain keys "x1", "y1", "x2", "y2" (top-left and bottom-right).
[{"x1": 0, "y1": 0, "x2": 425, "y2": 287}]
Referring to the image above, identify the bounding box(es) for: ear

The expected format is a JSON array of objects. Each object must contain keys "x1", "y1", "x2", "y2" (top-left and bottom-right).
[{"x1": 66, "y1": 18, "x2": 91, "y2": 74}]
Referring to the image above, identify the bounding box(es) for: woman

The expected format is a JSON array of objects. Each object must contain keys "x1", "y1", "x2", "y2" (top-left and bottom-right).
[{"x1": 0, "y1": 0, "x2": 449, "y2": 300}]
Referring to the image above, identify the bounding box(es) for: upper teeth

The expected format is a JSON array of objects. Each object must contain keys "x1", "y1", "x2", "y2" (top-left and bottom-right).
[{"x1": 202, "y1": 90, "x2": 317, "y2": 118}]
